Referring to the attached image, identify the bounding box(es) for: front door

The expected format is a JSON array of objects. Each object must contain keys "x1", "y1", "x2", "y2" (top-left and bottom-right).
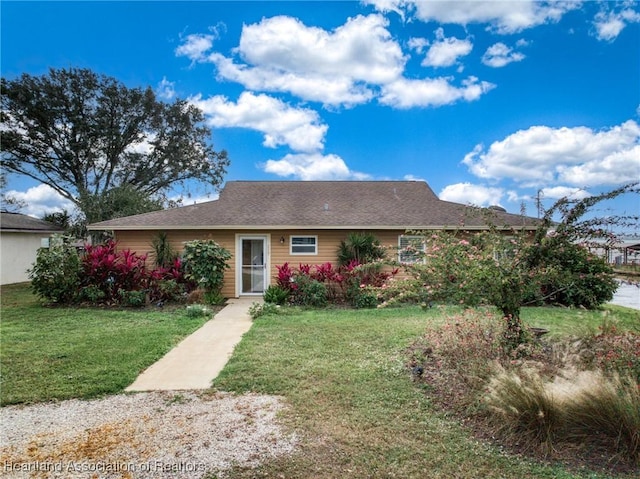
[{"x1": 239, "y1": 236, "x2": 268, "y2": 295}]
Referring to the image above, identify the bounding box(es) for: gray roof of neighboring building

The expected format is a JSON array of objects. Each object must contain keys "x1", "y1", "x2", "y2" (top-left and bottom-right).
[
  {"x1": 0, "y1": 211, "x2": 64, "y2": 233},
  {"x1": 88, "y1": 180, "x2": 540, "y2": 231}
]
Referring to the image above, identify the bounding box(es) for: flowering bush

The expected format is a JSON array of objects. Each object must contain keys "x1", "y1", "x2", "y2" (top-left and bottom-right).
[{"x1": 577, "y1": 323, "x2": 640, "y2": 383}]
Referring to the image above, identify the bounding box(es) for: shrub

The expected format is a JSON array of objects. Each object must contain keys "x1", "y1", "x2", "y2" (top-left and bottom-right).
[
  {"x1": 119, "y1": 289, "x2": 147, "y2": 308},
  {"x1": 291, "y1": 275, "x2": 328, "y2": 308},
  {"x1": 29, "y1": 236, "x2": 82, "y2": 303},
  {"x1": 185, "y1": 304, "x2": 211, "y2": 318},
  {"x1": 527, "y1": 241, "x2": 617, "y2": 309},
  {"x1": 375, "y1": 278, "x2": 427, "y2": 308},
  {"x1": 204, "y1": 290, "x2": 225, "y2": 306},
  {"x1": 264, "y1": 285, "x2": 290, "y2": 305},
  {"x1": 571, "y1": 325, "x2": 640, "y2": 383},
  {"x1": 249, "y1": 302, "x2": 281, "y2": 319},
  {"x1": 82, "y1": 240, "x2": 148, "y2": 302},
  {"x1": 79, "y1": 284, "x2": 106, "y2": 303},
  {"x1": 408, "y1": 309, "x2": 513, "y2": 413},
  {"x1": 350, "y1": 286, "x2": 378, "y2": 309},
  {"x1": 182, "y1": 240, "x2": 231, "y2": 302}
]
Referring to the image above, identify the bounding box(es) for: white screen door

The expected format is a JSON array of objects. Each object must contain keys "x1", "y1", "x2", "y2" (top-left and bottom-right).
[{"x1": 240, "y1": 237, "x2": 267, "y2": 294}]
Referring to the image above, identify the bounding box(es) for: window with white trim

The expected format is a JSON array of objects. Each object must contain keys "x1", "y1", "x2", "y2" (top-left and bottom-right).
[
  {"x1": 398, "y1": 235, "x2": 425, "y2": 264},
  {"x1": 290, "y1": 235, "x2": 318, "y2": 255}
]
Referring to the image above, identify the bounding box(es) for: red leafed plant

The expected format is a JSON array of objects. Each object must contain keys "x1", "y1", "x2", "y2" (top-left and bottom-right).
[
  {"x1": 82, "y1": 240, "x2": 148, "y2": 301},
  {"x1": 276, "y1": 262, "x2": 297, "y2": 291}
]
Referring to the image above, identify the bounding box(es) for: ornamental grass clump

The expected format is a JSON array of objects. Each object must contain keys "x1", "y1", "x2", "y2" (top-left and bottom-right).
[{"x1": 485, "y1": 367, "x2": 640, "y2": 464}]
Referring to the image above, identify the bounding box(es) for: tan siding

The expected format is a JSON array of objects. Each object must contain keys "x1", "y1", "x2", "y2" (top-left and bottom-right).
[{"x1": 113, "y1": 229, "x2": 409, "y2": 298}]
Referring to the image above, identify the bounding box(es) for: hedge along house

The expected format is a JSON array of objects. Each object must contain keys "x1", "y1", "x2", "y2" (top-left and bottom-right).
[{"x1": 88, "y1": 181, "x2": 540, "y2": 298}]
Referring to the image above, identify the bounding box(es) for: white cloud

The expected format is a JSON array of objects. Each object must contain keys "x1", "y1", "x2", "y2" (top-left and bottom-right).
[
  {"x1": 408, "y1": 37, "x2": 429, "y2": 54},
  {"x1": 156, "y1": 77, "x2": 176, "y2": 100},
  {"x1": 263, "y1": 153, "x2": 370, "y2": 180},
  {"x1": 482, "y1": 42, "x2": 526, "y2": 68},
  {"x1": 421, "y1": 28, "x2": 473, "y2": 68},
  {"x1": 403, "y1": 174, "x2": 426, "y2": 182},
  {"x1": 368, "y1": 0, "x2": 580, "y2": 34},
  {"x1": 539, "y1": 186, "x2": 591, "y2": 200},
  {"x1": 379, "y1": 76, "x2": 495, "y2": 109},
  {"x1": 8, "y1": 184, "x2": 75, "y2": 218},
  {"x1": 189, "y1": 91, "x2": 328, "y2": 152},
  {"x1": 593, "y1": 6, "x2": 640, "y2": 41},
  {"x1": 462, "y1": 120, "x2": 640, "y2": 187},
  {"x1": 439, "y1": 182, "x2": 504, "y2": 207},
  {"x1": 199, "y1": 14, "x2": 406, "y2": 107},
  {"x1": 175, "y1": 33, "x2": 215, "y2": 63},
  {"x1": 361, "y1": 0, "x2": 407, "y2": 20},
  {"x1": 209, "y1": 53, "x2": 374, "y2": 107}
]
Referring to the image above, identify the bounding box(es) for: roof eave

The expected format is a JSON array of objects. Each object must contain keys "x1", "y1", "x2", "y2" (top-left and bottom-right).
[{"x1": 88, "y1": 224, "x2": 539, "y2": 232}]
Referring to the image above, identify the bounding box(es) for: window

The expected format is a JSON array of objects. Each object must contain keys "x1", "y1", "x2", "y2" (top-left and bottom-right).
[
  {"x1": 398, "y1": 235, "x2": 425, "y2": 264},
  {"x1": 291, "y1": 235, "x2": 318, "y2": 255}
]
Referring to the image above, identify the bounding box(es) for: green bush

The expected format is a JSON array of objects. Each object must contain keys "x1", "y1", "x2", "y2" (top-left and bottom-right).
[
  {"x1": 249, "y1": 301, "x2": 281, "y2": 319},
  {"x1": 527, "y1": 242, "x2": 617, "y2": 309},
  {"x1": 350, "y1": 286, "x2": 378, "y2": 309},
  {"x1": 185, "y1": 304, "x2": 211, "y2": 318},
  {"x1": 182, "y1": 240, "x2": 231, "y2": 301},
  {"x1": 80, "y1": 284, "x2": 106, "y2": 303},
  {"x1": 148, "y1": 279, "x2": 186, "y2": 304},
  {"x1": 292, "y1": 275, "x2": 328, "y2": 308},
  {"x1": 29, "y1": 236, "x2": 82, "y2": 303},
  {"x1": 119, "y1": 289, "x2": 147, "y2": 308},
  {"x1": 264, "y1": 284, "x2": 290, "y2": 305}
]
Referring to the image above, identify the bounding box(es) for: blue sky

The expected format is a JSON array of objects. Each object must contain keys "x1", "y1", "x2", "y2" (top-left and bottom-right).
[{"x1": 2, "y1": 1, "x2": 639, "y2": 230}]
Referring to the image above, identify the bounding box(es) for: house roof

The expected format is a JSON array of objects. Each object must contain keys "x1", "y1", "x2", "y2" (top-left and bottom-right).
[
  {"x1": 0, "y1": 211, "x2": 64, "y2": 233},
  {"x1": 88, "y1": 180, "x2": 540, "y2": 231}
]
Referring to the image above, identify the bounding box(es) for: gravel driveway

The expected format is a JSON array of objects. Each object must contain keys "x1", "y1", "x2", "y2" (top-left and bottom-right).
[{"x1": 0, "y1": 391, "x2": 297, "y2": 478}]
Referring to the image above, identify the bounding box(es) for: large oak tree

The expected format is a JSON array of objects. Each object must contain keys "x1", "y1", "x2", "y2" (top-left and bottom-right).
[{"x1": 1, "y1": 68, "x2": 228, "y2": 223}]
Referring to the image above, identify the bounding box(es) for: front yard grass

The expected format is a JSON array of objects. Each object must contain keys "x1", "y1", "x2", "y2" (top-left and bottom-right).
[
  {"x1": 0, "y1": 283, "x2": 209, "y2": 405},
  {"x1": 1, "y1": 281, "x2": 637, "y2": 477},
  {"x1": 213, "y1": 305, "x2": 638, "y2": 479}
]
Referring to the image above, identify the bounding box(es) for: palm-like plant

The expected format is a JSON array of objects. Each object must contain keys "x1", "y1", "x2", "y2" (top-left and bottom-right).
[{"x1": 337, "y1": 232, "x2": 386, "y2": 266}]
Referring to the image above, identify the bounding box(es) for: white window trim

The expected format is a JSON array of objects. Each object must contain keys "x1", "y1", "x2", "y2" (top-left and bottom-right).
[
  {"x1": 398, "y1": 235, "x2": 425, "y2": 264},
  {"x1": 290, "y1": 235, "x2": 318, "y2": 255}
]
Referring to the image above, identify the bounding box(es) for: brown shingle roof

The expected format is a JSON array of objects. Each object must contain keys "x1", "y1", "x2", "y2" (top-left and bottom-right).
[
  {"x1": 88, "y1": 181, "x2": 540, "y2": 231},
  {"x1": 0, "y1": 211, "x2": 64, "y2": 232}
]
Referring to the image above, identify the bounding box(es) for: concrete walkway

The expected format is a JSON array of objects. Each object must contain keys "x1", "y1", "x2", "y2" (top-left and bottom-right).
[
  {"x1": 609, "y1": 281, "x2": 640, "y2": 310},
  {"x1": 126, "y1": 298, "x2": 257, "y2": 391}
]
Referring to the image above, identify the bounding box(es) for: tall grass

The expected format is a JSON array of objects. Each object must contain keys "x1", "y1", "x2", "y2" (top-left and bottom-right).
[
  {"x1": 411, "y1": 306, "x2": 639, "y2": 472},
  {"x1": 486, "y1": 368, "x2": 639, "y2": 465}
]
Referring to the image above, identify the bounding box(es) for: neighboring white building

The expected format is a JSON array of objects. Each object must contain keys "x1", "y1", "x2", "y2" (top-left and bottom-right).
[
  {"x1": 585, "y1": 237, "x2": 640, "y2": 266},
  {"x1": 0, "y1": 212, "x2": 63, "y2": 285}
]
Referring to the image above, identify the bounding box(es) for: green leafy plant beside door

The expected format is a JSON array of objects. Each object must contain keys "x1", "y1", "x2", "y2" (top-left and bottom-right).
[{"x1": 182, "y1": 240, "x2": 232, "y2": 305}]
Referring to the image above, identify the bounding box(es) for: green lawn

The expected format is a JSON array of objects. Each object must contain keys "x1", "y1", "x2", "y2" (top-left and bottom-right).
[
  {"x1": 213, "y1": 305, "x2": 638, "y2": 479},
  {"x1": 0, "y1": 283, "x2": 209, "y2": 405},
  {"x1": 1, "y1": 282, "x2": 637, "y2": 477}
]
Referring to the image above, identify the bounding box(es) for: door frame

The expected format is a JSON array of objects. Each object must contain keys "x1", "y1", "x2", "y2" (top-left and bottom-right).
[{"x1": 235, "y1": 234, "x2": 270, "y2": 297}]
